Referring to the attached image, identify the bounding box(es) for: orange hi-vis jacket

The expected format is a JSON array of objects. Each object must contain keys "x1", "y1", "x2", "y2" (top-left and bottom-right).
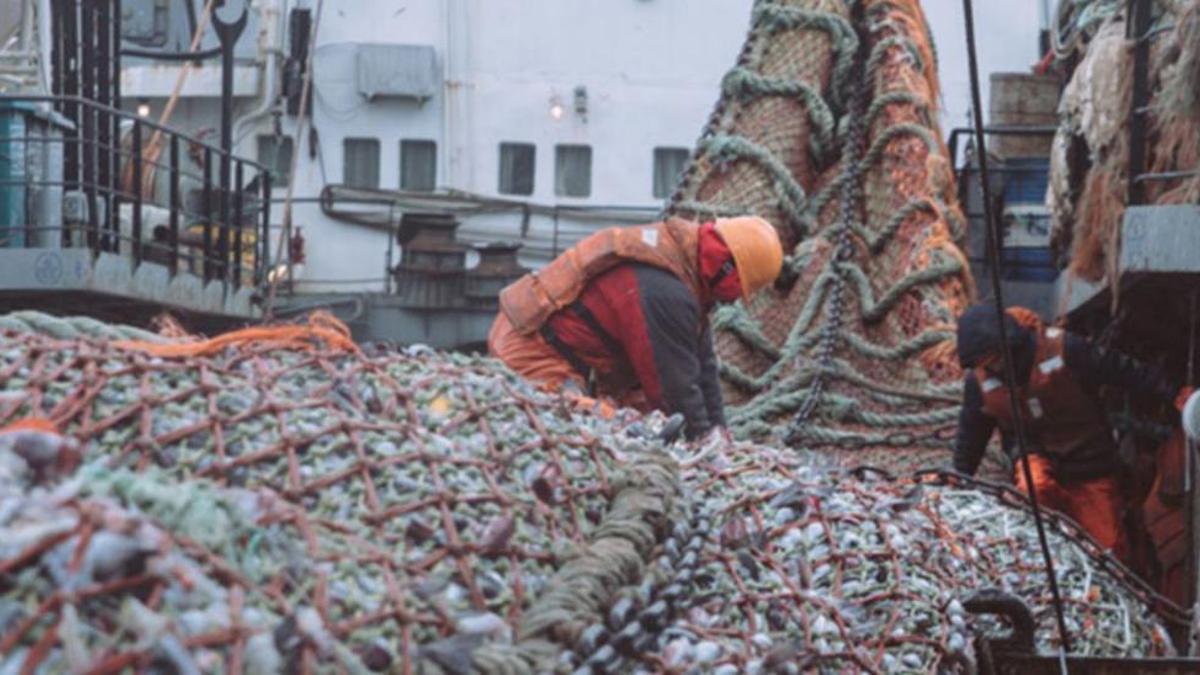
[
  {"x1": 499, "y1": 218, "x2": 703, "y2": 337},
  {"x1": 975, "y1": 325, "x2": 1115, "y2": 462},
  {"x1": 1144, "y1": 431, "x2": 1188, "y2": 604}
]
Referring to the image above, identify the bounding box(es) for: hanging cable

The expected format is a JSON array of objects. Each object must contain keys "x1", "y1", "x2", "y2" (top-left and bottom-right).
[
  {"x1": 960, "y1": 0, "x2": 1074, "y2": 663},
  {"x1": 1186, "y1": 290, "x2": 1197, "y2": 614}
]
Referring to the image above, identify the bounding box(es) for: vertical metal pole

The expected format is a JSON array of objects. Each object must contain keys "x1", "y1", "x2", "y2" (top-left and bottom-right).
[
  {"x1": 1127, "y1": 0, "x2": 1152, "y2": 207},
  {"x1": 213, "y1": 8, "x2": 247, "y2": 290},
  {"x1": 169, "y1": 135, "x2": 181, "y2": 276},
  {"x1": 233, "y1": 161, "x2": 244, "y2": 288},
  {"x1": 1186, "y1": 291, "x2": 1198, "y2": 618},
  {"x1": 219, "y1": 157, "x2": 232, "y2": 287},
  {"x1": 50, "y1": 0, "x2": 63, "y2": 98},
  {"x1": 110, "y1": 0, "x2": 122, "y2": 252},
  {"x1": 218, "y1": 151, "x2": 230, "y2": 283},
  {"x1": 131, "y1": 118, "x2": 143, "y2": 268},
  {"x1": 385, "y1": 204, "x2": 395, "y2": 295},
  {"x1": 106, "y1": 103, "x2": 118, "y2": 254},
  {"x1": 83, "y1": 101, "x2": 99, "y2": 252},
  {"x1": 80, "y1": 4, "x2": 97, "y2": 244},
  {"x1": 96, "y1": 2, "x2": 111, "y2": 108},
  {"x1": 259, "y1": 171, "x2": 271, "y2": 286},
  {"x1": 62, "y1": 0, "x2": 79, "y2": 197},
  {"x1": 106, "y1": 102, "x2": 117, "y2": 254},
  {"x1": 95, "y1": 1, "x2": 111, "y2": 250},
  {"x1": 203, "y1": 146, "x2": 214, "y2": 282},
  {"x1": 80, "y1": 2, "x2": 94, "y2": 101}
]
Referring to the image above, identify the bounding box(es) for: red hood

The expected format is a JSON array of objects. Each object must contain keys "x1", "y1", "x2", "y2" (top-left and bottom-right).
[{"x1": 697, "y1": 222, "x2": 742, "y2": 305}]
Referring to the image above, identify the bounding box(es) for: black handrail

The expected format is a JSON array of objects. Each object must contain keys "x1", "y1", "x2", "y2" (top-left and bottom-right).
[
  {"x1": 1126, "y1": 0, "x2": 1153, "y2": 207},
  {"x1": 945, "y1": 125, "x2": 1058, "y2": 167},
  {"x1": 0, "y1": 93, "x2": 272, "y2": 299},
  {"x1": 0, "y1": 94, "x2": 270, "y2": 171}
]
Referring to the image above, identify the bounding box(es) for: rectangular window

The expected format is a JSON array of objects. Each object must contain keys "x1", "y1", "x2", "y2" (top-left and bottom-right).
[
  {"x1": 257, "y1": 135, "x2": 294, "y2": 187},
  {"x1": 499, "y1": 142, "x2": 535, "y2": 196},
  {"x1": 400, "y1": 139, "x2": 437, "y2": 191},
  {"x1": 653, "y1": 147, "x2": 690, "y2": 199},
  {"x1": 343, "y1": 138, "x2": 380, "y2": 189},
  {"x1": 555, "y1": 144, "x2": 592, "y2": 198}
]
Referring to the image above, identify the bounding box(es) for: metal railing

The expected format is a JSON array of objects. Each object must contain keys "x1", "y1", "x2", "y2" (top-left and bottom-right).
[
  {"x1": 948, "y1": 125, "x2": 1061, "y2": 292},
  {"x1": 0, "y1": 94, "x2": 272, "y2": 293},
  {"x1": 1124, "y1": 0, "x2": 1200, "y2": 200}
]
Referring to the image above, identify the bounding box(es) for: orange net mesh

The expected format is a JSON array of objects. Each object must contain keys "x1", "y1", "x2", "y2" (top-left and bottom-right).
[
  {"x1": 670, "y1": 0, "x2": 973, "y2": 473},
  {"x1": 114, "y1": 311, "x2": 359, "y2": 358},
  {"x1": 0, "y1": 319, "x2": 681, "y2": 672}
]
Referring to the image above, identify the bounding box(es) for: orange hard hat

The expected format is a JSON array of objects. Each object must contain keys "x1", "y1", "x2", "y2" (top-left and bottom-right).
[{"x1": 713, "y1": 216, "x2": 784, "y2": 301}]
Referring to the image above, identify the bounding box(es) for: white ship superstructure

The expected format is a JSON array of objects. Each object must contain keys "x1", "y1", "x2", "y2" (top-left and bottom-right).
[{"x1": 0, "y1": 0, "x2": 1043, "y2": 345}]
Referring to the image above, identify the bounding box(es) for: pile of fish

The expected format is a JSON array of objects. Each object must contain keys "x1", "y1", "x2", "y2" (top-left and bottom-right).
[
  {"x1": 0, "y1": 319, "x2": 691, "y2": 672},
  {"x1": 635, "y1": 439, "x2": 1176, "y2": 673},
  {"x1": 0, "y1": 451, "x2": 362, "y2": 672},
  {"x1": 0, "y1": 316, "x2": 1182, "y2": 672}
]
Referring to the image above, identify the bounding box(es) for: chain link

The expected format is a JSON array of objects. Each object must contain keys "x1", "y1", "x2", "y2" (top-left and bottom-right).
[
  {"x1": 562, "y1": 501, "x2": 713, "y2": 674},
  {"x1": 784, "y1": 38, "x2": 870, "y2": 447}
]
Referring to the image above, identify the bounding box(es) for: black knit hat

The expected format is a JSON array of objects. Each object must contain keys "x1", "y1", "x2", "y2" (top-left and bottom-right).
[{"x1": 956, "y1": 304, "x2": 1025, "y2": 369}]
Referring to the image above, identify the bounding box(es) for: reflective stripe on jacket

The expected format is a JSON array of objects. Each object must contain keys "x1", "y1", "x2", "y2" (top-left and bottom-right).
[{"x1": 975, "y1": 326, "x2": 1115, "y2": 462}]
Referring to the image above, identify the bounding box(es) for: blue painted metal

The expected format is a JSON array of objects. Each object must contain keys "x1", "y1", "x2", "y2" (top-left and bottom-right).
[
  {"x1": 1000, "y1": 247, "x2": 1057, "y2": 283},
  {"x1": 0, "y1": 102, "x2": 73, "y2": 249},
  {"x1": 1002, "y1": 158, "x2": 1050, "y2": 205}
]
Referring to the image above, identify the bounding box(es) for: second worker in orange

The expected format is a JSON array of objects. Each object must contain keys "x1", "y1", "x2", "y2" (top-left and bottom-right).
[{"x1": 952, "y1": 304, "x2": 1189, "y2": 560}]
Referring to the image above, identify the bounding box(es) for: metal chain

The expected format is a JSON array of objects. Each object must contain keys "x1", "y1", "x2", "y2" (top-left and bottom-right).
[
  {"x1": 785, "y1": 51, "x2": 870, "y2": 447},
  {"x1": 562, "y1": 503, "x2": 713, "y2": 674}
]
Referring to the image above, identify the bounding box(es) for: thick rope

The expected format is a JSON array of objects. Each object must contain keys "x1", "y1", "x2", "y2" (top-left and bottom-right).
[
  {"x1": 722, "y1": 67, "x2": 838, "y2": 160},
  {"x1": 114, "y1": 311, "x2": 359, "y2": 358},
  {"x1": 0, "y1": 311, "x2": 169, "y2": 343},
  {"x1": 700, "y1": 134, "x2": 815, "y2": 238},
  {"x1": 751, "y1": 3, "x2": 860, "y2": 109},
  {"x1": 664, "y1": 0, "x2": 971, "y2": 450}
]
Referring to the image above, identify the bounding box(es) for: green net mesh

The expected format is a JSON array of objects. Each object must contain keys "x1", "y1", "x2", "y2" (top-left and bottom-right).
[
  {"x1": 0, "y1": 0, "x2": 1191, "y2": 671},
  {"x1": 670, "y1": 0, "x2": 974, "y2": 475},
  {"x1": 0, "y1": 316, "x2": 1183, "y2": 672}
]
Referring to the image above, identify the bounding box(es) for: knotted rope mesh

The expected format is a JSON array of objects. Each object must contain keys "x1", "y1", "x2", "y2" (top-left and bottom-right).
[
  {"x1": 0, "y1": 314, "x2": 1182, "y2": 672},
  {"x1": 669, "y1": 0, "x2": 974, "y2": 474},
  {"x1": 0, "y1": 0, "x2": 1190, "y2": 671},
  {"x1": 632, "y1": 437, "x2": 1178, "y2": 673},
  {"x1": 0, "y1": 321, "x2": 687, "y2": 672}
]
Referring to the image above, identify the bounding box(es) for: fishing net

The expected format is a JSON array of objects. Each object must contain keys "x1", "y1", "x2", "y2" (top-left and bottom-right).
[
  {"x1": 0, "y1": 313, "x2": 1184, "y2": 672},
  {"x1": 1049, "y1": 0, "x2": 1200, "y2": 283},
  {"x1": 668, "y1": 0, "x2": 973, "y2": 474},
  {"x1": 0, "y1": 0, "x2": 1190, "y2": 671},
  {"x1": 0, "y1": 316, "x2": 685, "y2": 672},
  {"x1": 1, "y1": 458, "x2": 365, "y2": 672},
  {"x1": 631, "y1": 439, "x2": 1179, "y2": 673}
]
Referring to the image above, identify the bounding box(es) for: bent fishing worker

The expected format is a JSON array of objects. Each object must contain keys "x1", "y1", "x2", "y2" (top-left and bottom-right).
[
  {"x1": 952, "y1": 304, "x2": 1191, "y2": 559},
  {"x1": 489, "y1": 216, "x2": 784, "y2": 440}
]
